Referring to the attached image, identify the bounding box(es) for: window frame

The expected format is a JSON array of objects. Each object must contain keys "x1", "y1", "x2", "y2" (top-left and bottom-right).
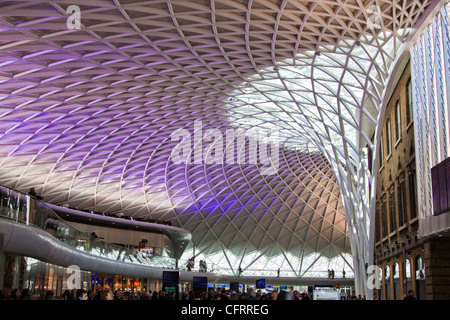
[
  {"x1": 386, "y1": 118, "x2": 392, "y2": 159},
  {"x1": 394, "y1": 100, "x2": 401, "y2": 144},
  {"x1": 379, "y1": 133, "x2": 384, "y2": 171},
  {"x1": 406, "y1": 78, "x2": 414, "y2": 127}
]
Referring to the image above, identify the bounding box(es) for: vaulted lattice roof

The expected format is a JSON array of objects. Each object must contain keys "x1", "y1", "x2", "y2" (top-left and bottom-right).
[{"x1": 0, "y1": 0, "x2": 435, "y2": 280}]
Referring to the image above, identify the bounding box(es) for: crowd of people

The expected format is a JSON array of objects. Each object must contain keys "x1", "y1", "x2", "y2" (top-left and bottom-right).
[
  {"x1": 0, "y1": 287, "x2": 158, "y2": 301},
  {"x1": 182, "y1": 288, "x2": 313, "y2": 300},
  {"x1": 0, "y1": 287, "x2": 317, "y2": 301},
  {"x1": 0, "y1": 287, "x2": 418, "y2": 301},
  {"x1": 1, "y1": 287, "x2": 417, "y2": 300}
]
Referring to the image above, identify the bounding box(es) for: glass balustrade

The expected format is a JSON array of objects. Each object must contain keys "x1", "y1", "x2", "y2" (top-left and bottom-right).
[
  {"x1": 0, "y1": 185, "x2": 221, "y2": 272},
  {"x1": 1, "y1": 185, "x2": 350, "y2": 278}
]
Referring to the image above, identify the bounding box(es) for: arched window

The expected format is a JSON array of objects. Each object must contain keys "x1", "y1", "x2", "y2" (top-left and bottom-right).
[
  {"x1": 395, "y1": 100, "x2": 401, "y2": 142},
  {"x1": 406, "y1": 78, "x2": 413, "y2": 125},
  {"x1": 393, "y1": 263, "x2": 400, "y2": 300},
  {"x1": 385, "y1": 265, "x2": 391, "y2": 300},
  {"x1": 415, "y1": 256, "x2": 426, "y2": 300},
  {"x1": 374, "y1": 264, "x2": 383, "y2": 300},
  {"x1": 405, "y1": 259, "x2": 411, "y2": 279},
  {"x1": 386, "y1": 119, "x2": 392, "y2": 156},
  {"x1": 416, "y1": 256, "x2": 425, "y2": 280},
  {"x1": 405, "y1": 259, "x2": 412, "y2": 295}
]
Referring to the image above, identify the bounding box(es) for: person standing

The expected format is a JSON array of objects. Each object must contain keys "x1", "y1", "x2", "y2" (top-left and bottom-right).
[{"x1": 403, "y1": 290, "x2": 417, "y2": 300}]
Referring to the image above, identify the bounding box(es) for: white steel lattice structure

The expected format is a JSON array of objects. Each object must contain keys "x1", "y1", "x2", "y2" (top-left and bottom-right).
[
  {"x1": 0, "y1": 0, "x2": 446, "y2": 298},
  {"x1": 411, "y1": 3, "x2": 450, "y2": 238}
]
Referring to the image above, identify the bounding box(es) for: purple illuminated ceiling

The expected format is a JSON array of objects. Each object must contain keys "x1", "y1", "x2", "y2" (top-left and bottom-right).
[{"x1": 0, "y1": 0, "x2": 432, "y2": 264}]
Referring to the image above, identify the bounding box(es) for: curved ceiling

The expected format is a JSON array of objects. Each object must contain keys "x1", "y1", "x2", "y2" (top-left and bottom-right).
[{"x1": 0, "y1": 1, "x2": 433, "y2": 273}]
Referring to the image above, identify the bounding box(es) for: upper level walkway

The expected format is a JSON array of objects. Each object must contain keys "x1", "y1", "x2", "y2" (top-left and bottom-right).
[{"x1": 0, "y1": 185, "x2": 354, "y2": 287}]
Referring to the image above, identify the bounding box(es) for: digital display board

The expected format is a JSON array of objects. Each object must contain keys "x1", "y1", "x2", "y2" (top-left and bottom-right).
[{"x1": 431, "y1": 157, "x2": 450, "y2": 216}]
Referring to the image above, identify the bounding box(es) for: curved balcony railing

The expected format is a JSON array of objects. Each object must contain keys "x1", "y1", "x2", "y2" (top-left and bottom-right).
[
  {"x1": 0, "y1": 185, "x2": 221, "y2": 273},
  {"x1": 0, "y1": 185, "x2": 353, "y2": 279}
]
